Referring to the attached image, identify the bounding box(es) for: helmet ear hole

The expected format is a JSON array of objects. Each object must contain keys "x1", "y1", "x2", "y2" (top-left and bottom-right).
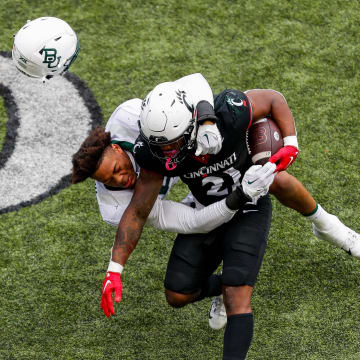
[{"x1": 12, "y1": 17, "x2": 79, "y2": 80}]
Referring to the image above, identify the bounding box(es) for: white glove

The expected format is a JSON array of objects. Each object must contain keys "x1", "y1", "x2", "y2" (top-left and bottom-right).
[
  {"x1": 241, "y1": 162, "x2": 276, "y2": 200},
  {"x1": 195, "y1": 124, "x2": 223, "y2": 156}
]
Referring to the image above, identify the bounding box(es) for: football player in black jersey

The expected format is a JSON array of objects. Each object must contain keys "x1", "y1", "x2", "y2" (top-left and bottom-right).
[
  {"x1": 101, "y1": 80, "x2": 296, "y2": 360},
  {"x1": 98, "y1": 78, "x2": 359, "y2": 359}
]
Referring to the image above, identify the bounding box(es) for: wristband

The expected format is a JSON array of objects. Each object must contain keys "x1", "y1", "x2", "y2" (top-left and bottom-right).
[
  {"x1": 225, "y1": 185, "x2": 251, "y2": 211},
  {"x1": 107, "y1": 260, "x2": 124, "y2": 274},
  {"x1": 283, "y1": 135, "x2": 299, "y2": 149}
]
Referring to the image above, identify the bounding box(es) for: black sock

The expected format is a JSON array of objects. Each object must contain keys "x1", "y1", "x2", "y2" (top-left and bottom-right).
[
  {"x1": 223, "y1": 313, "x2": 254, "y2": 360},
  {"x1": 194, "y1": 274, "x2": 222, "y2": 302}
]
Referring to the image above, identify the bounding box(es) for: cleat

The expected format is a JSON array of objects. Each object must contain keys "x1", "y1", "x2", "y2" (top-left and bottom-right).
[
  {"x1": 312, "y1": 216, "x2": 360, "y2": 258},
  {"x1": 209, "y1": 295, "x2": 227, "y2": 330}
]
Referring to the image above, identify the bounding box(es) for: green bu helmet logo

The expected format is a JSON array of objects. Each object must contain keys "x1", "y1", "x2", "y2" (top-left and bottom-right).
[{"x1": 40, "y1": 47, "x2": 61, "y2": 68}]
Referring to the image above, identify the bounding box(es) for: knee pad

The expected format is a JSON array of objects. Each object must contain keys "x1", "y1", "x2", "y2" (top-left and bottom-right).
[
  {"x1": 222, "y1": 266, "x2": 250, "y2": 287},
  {"x1": 164, "y1": 269, "x2": 197, "y2": 294}
]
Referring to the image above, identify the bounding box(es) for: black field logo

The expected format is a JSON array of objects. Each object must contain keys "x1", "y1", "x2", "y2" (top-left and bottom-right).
[{"x1": 0, "y1": 51, "x2": 103, "y2": 214}]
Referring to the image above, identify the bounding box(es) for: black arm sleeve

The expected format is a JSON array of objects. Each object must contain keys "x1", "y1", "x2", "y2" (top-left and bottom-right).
[{"x1": 196, "y1": 100, "x2": 218, "y2": 124}]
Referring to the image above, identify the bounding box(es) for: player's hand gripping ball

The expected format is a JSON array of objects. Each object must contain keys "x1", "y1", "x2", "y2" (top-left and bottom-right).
[
  {"x1": 269, "y1": 145, "x2": 299, "y2": 172},
  {"x1": 246, "y1": 118, "x2": 283, "y2": 166}
]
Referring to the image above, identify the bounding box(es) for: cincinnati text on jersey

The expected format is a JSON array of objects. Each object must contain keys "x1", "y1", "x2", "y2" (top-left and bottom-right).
[{"x1": 183, "y1": 152, "x2": 237, "y2": 179}]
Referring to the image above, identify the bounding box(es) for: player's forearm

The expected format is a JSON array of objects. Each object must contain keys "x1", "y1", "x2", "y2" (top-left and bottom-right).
[
  {"x1": 268, "y1": 91, "x2": 297, "y2": 138},
  {"x1": 111, "y1": 213, "x2": 146, "y2": 265},
  {"x1": 149, "y1": 198, "x2": 236, "y2": 234},
  {"x1": 110, "y1": 168, "x2": 164, "y2": 267},
  {"x1": 180, "y1": 199, "x2": 236, "y2": 233},
  {"x1": 246, "y1": 89, "x2": 297, "y2": 138}
]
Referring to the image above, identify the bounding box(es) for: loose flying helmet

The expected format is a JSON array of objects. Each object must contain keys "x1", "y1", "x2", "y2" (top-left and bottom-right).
[{"x1": 12, "y1": 17, "x2": 80, "y2": 81}]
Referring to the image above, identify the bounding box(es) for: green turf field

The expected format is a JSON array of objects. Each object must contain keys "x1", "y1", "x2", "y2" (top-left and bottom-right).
[{"x1": 0, "y1": 0, "x2": 360, "y2": 359}]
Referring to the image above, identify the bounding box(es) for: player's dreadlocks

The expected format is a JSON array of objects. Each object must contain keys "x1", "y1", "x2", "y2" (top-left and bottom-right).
[{"x1": 72, "y1": 127, "x2": 111, "y2": 184}]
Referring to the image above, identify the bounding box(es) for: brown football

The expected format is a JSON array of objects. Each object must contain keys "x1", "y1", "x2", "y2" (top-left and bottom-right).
[{"x1": 246, "y1": 118, "x2": 284, "y2": 165}]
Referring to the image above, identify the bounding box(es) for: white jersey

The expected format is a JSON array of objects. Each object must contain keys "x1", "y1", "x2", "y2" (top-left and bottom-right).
[{"x1": 96, "y1": 73, "x2": 236, "y2": 234}]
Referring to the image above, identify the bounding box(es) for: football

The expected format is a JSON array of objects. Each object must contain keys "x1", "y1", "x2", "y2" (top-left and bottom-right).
[{"x1": 246, "y1": 117, "x2": 283, "y2": 165}]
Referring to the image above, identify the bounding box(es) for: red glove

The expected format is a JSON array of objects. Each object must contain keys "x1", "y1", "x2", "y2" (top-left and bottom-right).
[
  {"x1": 269, "y1": 145, "x2": 299, "y2": 172},
  {"x1": 100, "y1": 272, "x2": 122, "y2": 318}
]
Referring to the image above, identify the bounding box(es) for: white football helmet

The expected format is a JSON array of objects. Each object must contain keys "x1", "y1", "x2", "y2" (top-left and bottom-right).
[
  {"x1": 139, "y1": 81, "x2": 196, "y2": 166},
  {"x1": 12, "y1": 17, "x2": 80, "y2": 81}
]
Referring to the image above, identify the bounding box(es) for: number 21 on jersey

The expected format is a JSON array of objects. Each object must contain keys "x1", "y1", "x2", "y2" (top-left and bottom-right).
[{"x1": 202, "y1": 167, "x2": 241, "y2": 197}]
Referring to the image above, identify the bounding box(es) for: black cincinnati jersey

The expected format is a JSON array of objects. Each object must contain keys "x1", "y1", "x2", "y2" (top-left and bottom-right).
[{"x1": 134, "y1": 89, "x2": 254, "y2": 206}]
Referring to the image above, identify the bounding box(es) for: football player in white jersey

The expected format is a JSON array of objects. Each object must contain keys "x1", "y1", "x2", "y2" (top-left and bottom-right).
[
  {"x1": 82, "y1": 98, "x2": 246, "y2": 234},
  {"x1": 72, "y1": 74, "x2": 251, "y2": 235}
]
